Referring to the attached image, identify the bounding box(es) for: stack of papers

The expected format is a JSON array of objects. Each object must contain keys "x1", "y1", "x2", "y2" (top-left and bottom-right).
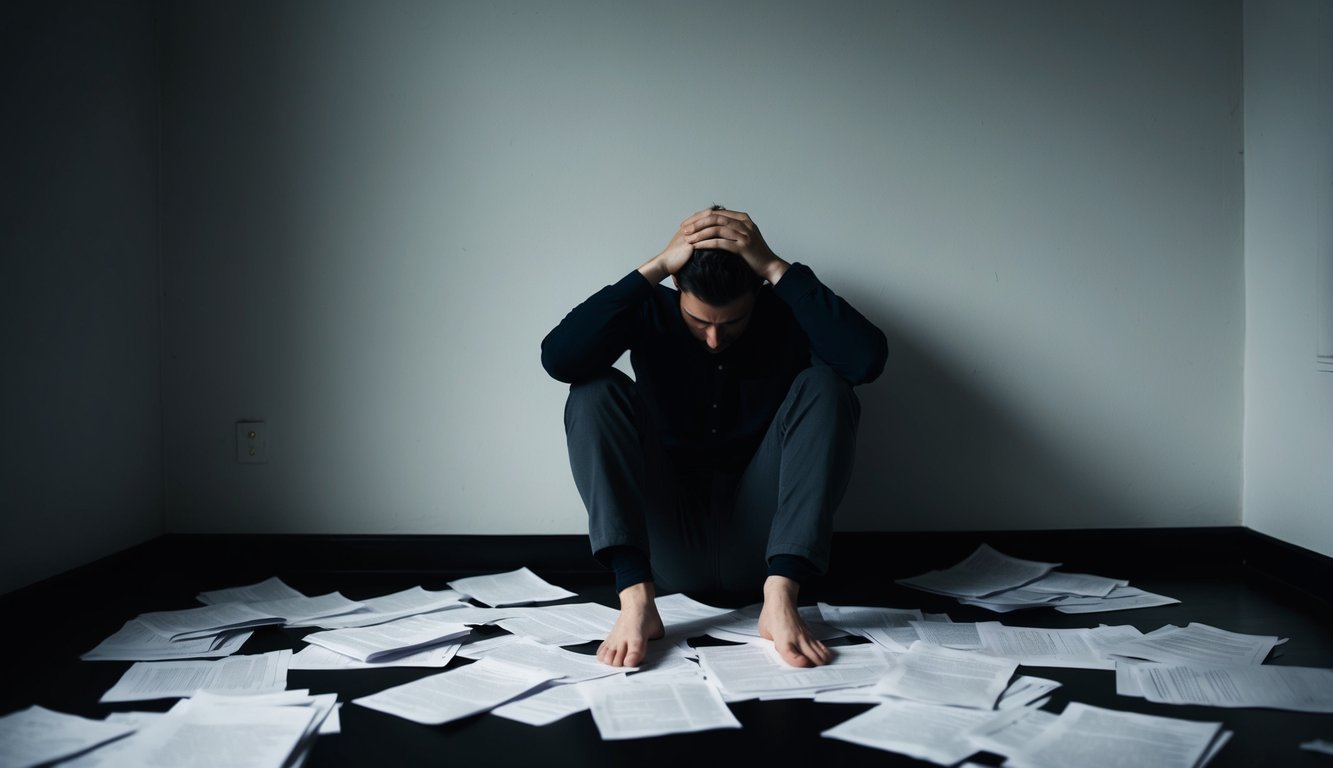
[
  {"x1": 66, "y1": 690, "x2": 337, "y2": 768},
  {"x1": 898, "y1": 544, "x2": 1179, "y2": 613},
  {"x1": 302, "y1": 614, "x2": 471, "y2": 662},
  {"x1": 81, "y1": 620, "x2": 251, "y2": 661},
  {"x1": 99, "y1": 650, "x2": 291, "y2": 703}
]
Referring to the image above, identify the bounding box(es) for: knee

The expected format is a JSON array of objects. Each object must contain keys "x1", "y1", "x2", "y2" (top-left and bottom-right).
[
  {"x1": 793, "y1": 365, "x2": 857, "y2": 404},
  {"x1": 564, "y1": 370, "x2": 635, "y2": 425}
]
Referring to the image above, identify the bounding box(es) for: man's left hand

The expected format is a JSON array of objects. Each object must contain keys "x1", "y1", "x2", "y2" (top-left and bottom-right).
[{"x1": 682, "y1": 208, "x2": 790, "y2": 285}]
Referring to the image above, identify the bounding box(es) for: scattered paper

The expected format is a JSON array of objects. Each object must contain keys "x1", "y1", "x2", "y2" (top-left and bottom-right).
[
  {"x1": 1005, "y1": 702, "x2": 1227, "y2": 768},
  {"x1": 100, "y1": 650, "x2": 291, "y2": 703},
  {"x1": 81, "y1": 620, "x2": 251, "y2": 661},
  {"x1": 352, "y1": 657, "x2": 559, "y2": 726},
  {"x1": 448, "y1": 567, "x2": 576, "y2": 607},
  {"x1": 822, "y1": 699, "x2": 1003, "y2": 764},
  {"x1": 584, "y1": 678, "x2": 741, "y2": 740},
  {"x1": 873, "y1": 642, "x2": 1018, "y2": 709},
  {"x1": 1118, "y1": 662, "x2": 1333, "y2": 713},
  {"x1": 0, "y1": 706, "x2": 135, "y2": 768}
]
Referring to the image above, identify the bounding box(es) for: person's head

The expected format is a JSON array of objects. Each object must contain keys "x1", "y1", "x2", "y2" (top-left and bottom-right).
[{"x1": 673, "y1": 248, "x2": 760, "y2": 354}]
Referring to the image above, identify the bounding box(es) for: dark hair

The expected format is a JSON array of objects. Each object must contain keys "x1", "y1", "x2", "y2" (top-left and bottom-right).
[{"x1": 676, "y1": 248, "x2": 761, "y2": 305}]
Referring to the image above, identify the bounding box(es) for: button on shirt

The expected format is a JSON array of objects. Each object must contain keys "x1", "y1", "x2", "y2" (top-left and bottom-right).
[{"x1": 541, "y1": 263, "x2": 888, "y2": 477}]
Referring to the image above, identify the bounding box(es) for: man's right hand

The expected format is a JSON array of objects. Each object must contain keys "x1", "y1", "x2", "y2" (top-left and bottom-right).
[{"x1": 637, "y1": 209, "x2": 714, "y2": 284}]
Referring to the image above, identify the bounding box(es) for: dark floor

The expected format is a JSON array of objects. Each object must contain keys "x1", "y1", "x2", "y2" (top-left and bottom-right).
[{"x1": 3, "y1": 529, "x2": 1331, "y2": 767}]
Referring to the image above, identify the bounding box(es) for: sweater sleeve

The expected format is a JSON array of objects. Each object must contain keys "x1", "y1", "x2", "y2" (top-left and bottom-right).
[
  {"x1": 770, "y1": 262, "x2": 888, "y2": 385},
  {"x1": 541, "y1": 270, "x2": 655, "y2": 384}
]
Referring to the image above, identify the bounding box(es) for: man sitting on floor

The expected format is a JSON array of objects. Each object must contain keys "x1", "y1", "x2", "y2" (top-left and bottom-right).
[{"x1": 541, "y1": 205, "x2": 887, "y2": 668}]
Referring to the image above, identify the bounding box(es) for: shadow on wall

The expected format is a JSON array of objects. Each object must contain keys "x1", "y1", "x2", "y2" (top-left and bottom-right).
[{"x1": 838, "y1": 289, "x2": 1139, "y2": 533}]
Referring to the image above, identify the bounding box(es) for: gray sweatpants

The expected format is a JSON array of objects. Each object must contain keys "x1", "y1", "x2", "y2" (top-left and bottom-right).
[{"x1": 563, "y1": 364, "x2": 861, "y2": 594}]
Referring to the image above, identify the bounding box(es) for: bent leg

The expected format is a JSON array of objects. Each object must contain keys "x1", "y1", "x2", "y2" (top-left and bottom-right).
[
  {"x1": 564, "y1": 370, "x2": 653, "y2": 560},
  {"x1": 729, "y1": 364, "x2": 862, "y2": 665}
]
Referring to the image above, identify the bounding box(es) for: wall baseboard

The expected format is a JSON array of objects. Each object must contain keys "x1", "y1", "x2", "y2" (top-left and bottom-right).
[{"x1": 3, "y1": 527, "x2": 1329, "y2": 609}]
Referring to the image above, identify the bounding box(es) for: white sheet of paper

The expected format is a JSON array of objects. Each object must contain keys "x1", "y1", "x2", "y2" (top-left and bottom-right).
[
  {"x1": 695, "y1": 642, "x2": 889, "y2": 699},
  {"x1": 1005, "y1": 702, "x2": 1224, "y2": 768},
  {"x1": 57, "y1": 712, "x2": 165, "y2": 768},
  {"x1": 0, "y1": 706, "x2": 136, "y2": 768},
  {"x1": 491, "y1": 679, "x2": 608, "y2": 726},
  {"x1": 963, "y1": 705, "x2": 1058, "y2": 759},
  {"x1": 584, "y1": 678, "x2": 741, "y2": 740},
  {"x1": 1024, "y1": 571, "x2": 1128, "y2": 597},
  {"x1": 302, "y1": 614, "x2": 470, "y2": 662},
  {"x1": 873, "y1": 642, "x2": 1018, "y2": 709},
  {"x1": 909, "y1": 620, "x2": 983, "y2": 650},
  {"x1": 249, "y1": 592, "x2": 365, "y2": 625},
  {"x1": 897, "y1": 544, "x2": 1060, "y2": 598},
  {"x1": 134, "y1": 603, "x2": 285, "y2": 641},
  {"x1": 976, "y1": 622, "x2": 1115, "y2": 670},
  {"x1": 99, "y1": 698, "x2": 317, "y2": 768},
  {"x1": 998, "y1": 676, "x2": 1062, "y2": 709},
  {"x1": 1101, "y1": 622, "x2": 1281, "y2": 666},
  {"x1": 197, "y1": 576, "x2": 305, "y2": 605},
  {"x1": 1052, "y1": 586, "x2": 1180, "y2": 613},
  {"x1": 821, "y1": 699, "x2": 1001, "y2": 764},
  {"x1": 478, "y1": 637, "x2": 628, "y2": 681},
  {"x1": 81, "y1": 620, "x2": 251, "y2": 661},
  {"x1": 288, "y1": 586, "x2": 468, "y2": 629},
  {"x1": 99, "y1": 650, "x2": 291, "y2": 703},
  {"x1": 447, "y1": 567, "x2": 576, "y2": 607},
  {"x1": 289, "y1": 642, "x2": 461, "y2": 670},
  {"x1": 1301, "y1": 739, "x2": 1333, "y2": 755},
  {"x1": 494, "y1": 602, "x2": 620, "y2": 645},
  {"x1": 1122, "y1": 662, "x2": 1333, "y2": 713},
  {"x1": 818, "y1": 603, "x2": 924, "y2": 651},
  {"x1": 352, "y1": 657, "x2": 559, "y2": 725}
]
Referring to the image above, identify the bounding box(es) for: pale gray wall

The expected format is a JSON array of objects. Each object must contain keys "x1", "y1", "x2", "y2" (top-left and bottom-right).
[
  {"x1": 0, "y1": 1, "x2": 163, "y2": 595},
  {"x1": 160, "y1": 1, "x2": 1245, "y2": 537},
  {"x1": 1242, "y1": 0, "x2": 1333, "y2": 558}
]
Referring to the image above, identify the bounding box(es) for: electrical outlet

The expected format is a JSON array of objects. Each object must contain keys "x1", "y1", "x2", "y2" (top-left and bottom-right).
[{"x1": 236, "y1": 421, "x2": 269, "y2": 463}]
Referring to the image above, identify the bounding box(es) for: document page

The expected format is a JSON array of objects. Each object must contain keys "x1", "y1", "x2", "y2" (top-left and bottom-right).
[
  {"x1": 197, "y1": 576, "x2": 304, "y2": 605},
  {"x1": 0, "y1": 706, "x2": 136, "y2": 768},
  {"x1": 447, "y1": 567, "x2": 576, "y2": 607},
  {"x1": 1023, "y1": 572, "x2": 1128, "y2": 597},
  {"x1": 81, "y1": 620, "x2": 250, "y2": 662},
  {"x1": 873, "y1": 643, "x2": 1018, "y2": 709},
  {"x1": 909, "y1": 620, "x2": 983, "y2": 650},
  {"x1": 818, "y1": 603, "x2": 924, "y2": 651},
  {"x1": 822, "y1": 699, "x2": 1002, "y2": 765},
  {"x1": 288, "y1": 586, "x2": 467, "y2": 629},
  {"x1": 976, "y1": 623, "x2": 1115, "y2": 669},
  {"x1": 695, "y1": 642, "x2": 889, "y2": 699},
  {"x1": 97, "y1": 699, "x2": 317, "y2": 768},
  {"x1": 1121, "y1": 662, "x2": 1333, "y2": 713},
  {"x1": 897, "y1": 544, "x2": 1060, "y2": 598},
  {"x1": 289, "y1": 642, "x2": 460, "y2": 670},
  {"x1": 100, "y1": 650, "x2": 291, "y2": 703},
  {"x1": 135, "y1": 603, "x2": 285, "y2": 641},
  {"x1": 479, "y1": 637, "x2": 628, "y2": 682},
  {"x1": 1052, "y1": 586, "x2": 1180, "y2": 614},
  {"x1": 584, "y1": 678, "x2": 741, "y2": 740},
  {"x1": 964, "y1": 706, "x2": 1058, "y2": 760},
  {"x1": 352, "y1": 657, "x2": 559, "y2": 725},
  {"x1": 302, "y1": 615, "x2": 471, "y2": 662},
  {"x1": 1101, "y1": 622, "x2": 1282, "y2": 666},
  {"x1": 1006, "y1": 702, "x2": 1224, "y2": 768},
  {"x1": 495, "y1": 602, "x2": 620, "y2": 645},
  {"x1": 248, "y1": 592, "x2": 365, "y2": 625},
  {"x1": 491, "y1": 679, "x2": 607, "y2": 726}
]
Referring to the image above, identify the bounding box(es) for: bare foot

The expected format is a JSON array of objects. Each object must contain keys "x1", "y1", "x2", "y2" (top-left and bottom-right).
[
  {"x1": 597, "y1": 581, "x2": 665, "y2": 667},
  {"x1": 757, "y1": 575, "x2": 832, "y2": 668}
]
